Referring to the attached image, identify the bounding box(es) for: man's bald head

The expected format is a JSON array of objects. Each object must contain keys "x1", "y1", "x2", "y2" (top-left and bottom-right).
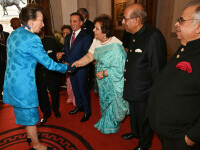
[
  {"x1": 124, "y1": 3, "x2": 147, "y2": 24},
  {"x1": 122, "y1": 3, "x2": 147, "y2": 34},
  {"x1": 127, "y1": 3, "x2": 144, "y2": 11}
]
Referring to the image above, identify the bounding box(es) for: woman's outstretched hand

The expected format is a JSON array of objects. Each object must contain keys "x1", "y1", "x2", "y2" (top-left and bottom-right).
[{"x1": 72, "y1": 61, "x2": 80, "y2": 67}]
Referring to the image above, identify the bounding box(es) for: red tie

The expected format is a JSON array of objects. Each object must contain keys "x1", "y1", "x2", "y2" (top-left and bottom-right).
[
  {"x1": 71, "y1": 32, "x2": 75, "y2": 47},
  {"x1": 0, "y1": 32, "x2": 5, "y2": 45}
]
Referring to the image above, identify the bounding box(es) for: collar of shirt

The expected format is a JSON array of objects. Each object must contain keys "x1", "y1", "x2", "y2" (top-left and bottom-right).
[
  {"x1": 132, "y1": 23, "x2": 146, "y2": 39},
  {"x1": 71, "y1": 28, "x2": 81, "y2": 39}
]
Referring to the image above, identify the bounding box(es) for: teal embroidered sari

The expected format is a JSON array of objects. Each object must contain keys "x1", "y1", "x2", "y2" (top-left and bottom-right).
[{"x1": 94, "y1": 43, "x2": 129, "y2": 134}]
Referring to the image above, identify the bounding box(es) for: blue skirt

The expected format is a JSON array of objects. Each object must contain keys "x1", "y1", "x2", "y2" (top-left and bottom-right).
[{"x1": 13, "y1": 107, "x2": 39, "y2": 126}]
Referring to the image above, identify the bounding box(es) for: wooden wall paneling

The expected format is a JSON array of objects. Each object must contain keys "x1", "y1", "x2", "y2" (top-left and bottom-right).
[
  {"x1": 146, "y1": 0, "x2": 157, "y2": 26},
  {"x1": 40, "y1": 0, "x2": 53, "y2": 35}
]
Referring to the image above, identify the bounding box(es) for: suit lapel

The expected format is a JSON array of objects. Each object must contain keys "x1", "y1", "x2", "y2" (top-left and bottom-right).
[
  {"x1": 70, "y1": 30, "x2": 83, "y2": 49},
  {"x1": 66, "y1": 34, "x2": 71, "y2": 50}
]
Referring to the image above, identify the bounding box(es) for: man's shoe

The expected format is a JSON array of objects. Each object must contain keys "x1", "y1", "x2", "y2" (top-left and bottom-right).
[
  {"x1": 80, "y1": 113, "x2": 91, "y2": 122},
  {"x1": 134, "y1": 145, "x2": 148, "y2": 150},
  {"x1": 69, "y1": 107, "x2": 82, "y2": 115},
  {"x1": 121, "y1": 133, "x2": 138, "y2": 140},
  {"x1": 54, "y1": 112, "x2": 61, "y2": 118},
  {"x1": 40, "y1": 116, "x2": 48, "y2": 125}
]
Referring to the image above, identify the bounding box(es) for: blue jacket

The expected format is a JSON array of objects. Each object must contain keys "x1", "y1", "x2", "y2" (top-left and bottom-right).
[{"x1": 3, "y1": 27, "x2": 67, "y2": 108}]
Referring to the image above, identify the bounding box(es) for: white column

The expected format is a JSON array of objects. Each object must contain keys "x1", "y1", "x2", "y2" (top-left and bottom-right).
[
  {"x1": 50, "y1": 0, "x2": 63, "y2": 32},
  {"x1": 61, "y1": 0, "x2": 78, "y2": 25},
  {"x1": 88, "y1": 0, "x2": 97, "y2": 21},
  {"x1": 97, "y1": 0, "x2": 112, "y2": 16}
]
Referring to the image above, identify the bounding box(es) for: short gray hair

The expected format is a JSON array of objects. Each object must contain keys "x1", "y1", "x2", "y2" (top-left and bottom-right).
[
  {"x1": 193, "y1": 6, "x2": 200, "y2": 24},
  {"x1": 184, "y1": 0, "x2": 200, "y2": 9},
  {"x1": 77, "y1": 8, "x2": 88, "y2": 18},
  {"x1": 130, "y1": 9, "x2": 147, "y2": 24},
  {"x1": 184, "y1": 0, "x2": 200, "y2": 25}
]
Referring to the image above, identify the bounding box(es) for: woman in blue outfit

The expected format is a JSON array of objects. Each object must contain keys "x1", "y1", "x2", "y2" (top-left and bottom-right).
[
  {"x1": 72, "y1": 14, "x2": 129, "y2": 134},
  {"x1": 3, "y1": 4, "x2": 67, "y2": 150}
]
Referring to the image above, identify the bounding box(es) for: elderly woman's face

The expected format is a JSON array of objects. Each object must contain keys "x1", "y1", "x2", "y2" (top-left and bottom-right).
[
  {"x1": 93, "y1": 22, "x2": 106, "y2": 42},
  {"x1": 30, "y1": 11, "x2": 44, "y2": 33}
]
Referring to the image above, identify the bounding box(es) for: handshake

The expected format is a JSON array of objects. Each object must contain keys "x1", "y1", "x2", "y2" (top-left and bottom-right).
[{"x1": 56, "y1": 52, "x2": 80, "y2": 73}]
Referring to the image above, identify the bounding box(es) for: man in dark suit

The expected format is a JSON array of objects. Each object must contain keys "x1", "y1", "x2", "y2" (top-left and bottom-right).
[
  {"x1": 121, "y1": 4, "x2": 167, "y2": 150},
  {"x1": 0, "y1": 44, "x2": 6, "y2": 100},
  {"x1": 57, "y1": 12, "x2": 92, "y2": 122},
  {"x1": 0, "y1": 24, "x2": 9, "y2": 46},
  {"x1": 36, "y1": 29, "x2": 62, "y2": 124},
  {"x1": 148, "y1": 1, "x2": 200, "y2": 150},
  {"x1": 77, "y1": 8, "x2": 95, "y2": 90},
  {"x1": 77, "y1": 8, "x2": 94, "y2": 39}
]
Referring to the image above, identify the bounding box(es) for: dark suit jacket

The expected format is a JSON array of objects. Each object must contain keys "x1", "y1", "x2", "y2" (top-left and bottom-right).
[
  {"x1": 63, "y1": 30, "x2": 92, "y2": 70},
  {"x1": 36, "y1": 35, "x2": 61, "y2": 86},
  {"x1": 0, "y1": 31, "x2": 9, "y2": 46},
  {"x1": 0, "y1": 44, "x2": 6, "y2": 92},
  {"x1": 123, "y1": 23, "x2": 167, "y2": 102},
  {"x1": 148, "y1": 38, "x2": 200, "y2": 142},
  {"x1": 82, "y1": 19, "x2": 94, "y2": 39}
]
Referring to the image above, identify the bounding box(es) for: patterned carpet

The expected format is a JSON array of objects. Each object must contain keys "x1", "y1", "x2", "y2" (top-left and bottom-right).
[{"x1": 0, "y1": 89, "x2": 162, "y2": 150}]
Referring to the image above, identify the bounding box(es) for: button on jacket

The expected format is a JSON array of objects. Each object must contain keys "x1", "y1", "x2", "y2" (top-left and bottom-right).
[{"x1": 123, "y1": 23, "x2": 167, "y2": 102}]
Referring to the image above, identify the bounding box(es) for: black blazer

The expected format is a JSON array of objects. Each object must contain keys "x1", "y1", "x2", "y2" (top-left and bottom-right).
[
  {"x1": 0, "y1": 31, "x2": 9, "y2": 46},
  {"x1": 82, "y1": 19, "x2": 94, "y2": 39},
  {"x1": 148, "y1": 38, "x2": 200, "y2": 142},
  {"x1": 123, "y1": 23, "x2": 167, "y2": 102},
  {"x1": 0, "y1": 44, "x2": 6, "y2": 72},
  {"x1": 36, "y1": 36, "x2": 61, "y2": 85}
]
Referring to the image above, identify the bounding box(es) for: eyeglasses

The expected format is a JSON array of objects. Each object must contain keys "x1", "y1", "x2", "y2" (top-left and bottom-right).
[
  {"x1": 177, "y1": 17, "x2": 200, "y2": 24},
  {"x1": 123, "y1": 17, "x2": 136, "y2": 21}
]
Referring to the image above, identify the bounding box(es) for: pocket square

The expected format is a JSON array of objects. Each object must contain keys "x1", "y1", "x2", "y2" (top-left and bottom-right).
[
  {"x1": 47, "y1": 50, "x2": 53, "y2": 54},
  {"x1": 135, "y1": 48, "x2": 142, "y2": 53},
  {"x1": 176, "y1": 61, "x2": 192, "y2": 73}
]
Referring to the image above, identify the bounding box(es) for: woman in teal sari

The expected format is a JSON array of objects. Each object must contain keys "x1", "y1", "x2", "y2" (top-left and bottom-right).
[{"x1": 72, "y1": 14, "x2": 129, "y2": 134}]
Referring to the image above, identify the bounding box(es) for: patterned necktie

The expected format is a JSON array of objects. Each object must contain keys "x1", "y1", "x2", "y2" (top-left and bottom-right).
[
  {"x1": 70, "y1": 32, "x2": 75, "y2": 47},
  {"x1": 0, "y1": 32, "x2": 5, "y2": 45}
]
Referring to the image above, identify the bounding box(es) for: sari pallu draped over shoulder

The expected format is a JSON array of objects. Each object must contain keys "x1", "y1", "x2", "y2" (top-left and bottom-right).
[{"x1": 94, "y1": 43, "x2": 129, "y2": 134}]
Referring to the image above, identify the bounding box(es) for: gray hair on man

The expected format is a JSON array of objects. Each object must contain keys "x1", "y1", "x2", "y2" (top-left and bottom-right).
[
  {"x1": 129, "y1": 8, "x2": 147, "y2": 24},
  {"x1": 193, "y1": 6, "x2": 200, "y2": 24},
  {"x1": 184, "y1": 0, "x2": 200, "y2": 25}
]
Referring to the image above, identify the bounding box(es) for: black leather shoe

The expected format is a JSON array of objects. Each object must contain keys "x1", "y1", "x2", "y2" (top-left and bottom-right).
[
  {"x1": 54, "y1": 112, "x2": 61, "y2": 118},
  {"x1": 40, "y1": 116, "x2": 48, "y2": 125},
  {"x1": 69, "y1": 107, "x2": 82, "y2": 115},
  {"x1": 134, "y1": 145, "x2": 148, "y2": 150},
  {"x1": 121, "y1": 133, "x2": 138, "y2": 140},
  {"x1": 80, "y1": 113, "x2": 91, "y2": 122}
]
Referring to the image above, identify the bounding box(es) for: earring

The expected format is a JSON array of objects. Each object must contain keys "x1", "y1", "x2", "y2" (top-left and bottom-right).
[{"x1": 104, "y1": 35, "x2": 107, "y2": 41}]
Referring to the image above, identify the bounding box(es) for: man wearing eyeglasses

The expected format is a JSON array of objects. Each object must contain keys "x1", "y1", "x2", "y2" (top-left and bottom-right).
[
  {"x1": 147, "y1": 1, "x2": 200, "y2": 150},
  {"x1": 121, "y1": 3, "x2": 167, "y2": 150}
]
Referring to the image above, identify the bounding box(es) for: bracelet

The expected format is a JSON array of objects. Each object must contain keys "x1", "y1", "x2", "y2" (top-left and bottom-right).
[{"x1": 103, "y1": 71, "x2": 106, "y2": 77}]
